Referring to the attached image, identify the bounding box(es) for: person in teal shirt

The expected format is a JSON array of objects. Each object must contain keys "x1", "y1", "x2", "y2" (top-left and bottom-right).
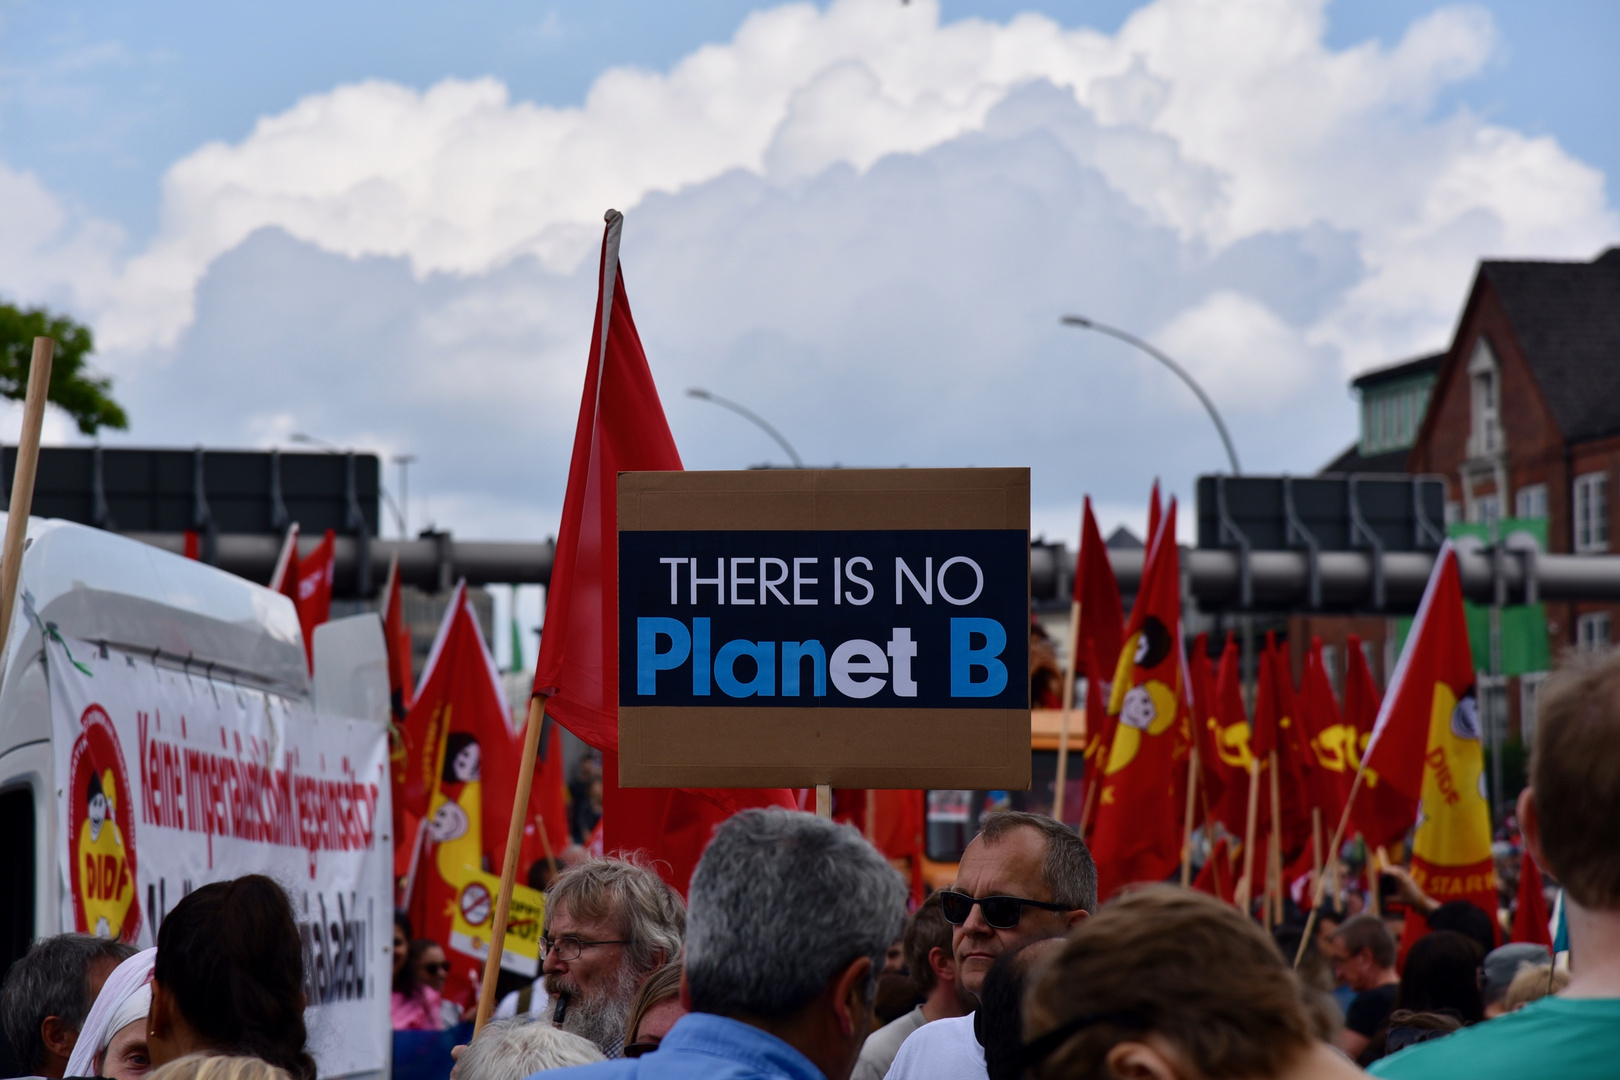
[{"x1": 1371, "y1": 651, "x2": 1620, "y2": 1079}]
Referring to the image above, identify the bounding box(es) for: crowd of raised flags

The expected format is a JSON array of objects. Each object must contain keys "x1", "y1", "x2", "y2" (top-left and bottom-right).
[
  {"x1": 268, "y1": 209, "x2": 1556, "y2": 1022},
  {"x1": 1064, "y1": 483, "x2": 1553, "y2": 952}
]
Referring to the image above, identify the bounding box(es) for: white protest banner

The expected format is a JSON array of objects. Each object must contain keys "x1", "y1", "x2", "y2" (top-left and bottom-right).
[{"x1": 48, "y1": 634, "x2": 391, "y2": 1078}]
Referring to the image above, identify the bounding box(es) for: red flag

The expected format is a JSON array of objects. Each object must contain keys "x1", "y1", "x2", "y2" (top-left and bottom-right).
[
  {"x1": 530, "y1": 211, "x2": 793, "y2": 894},
  {"x1": 1074, "y1": 496, "x2": 1125, "y2": 681},
  {"x1": 1146, "y1": 481, "x2": 1161, "y2": 555},
  {"x1": 289, "y1": 529, "x2": 335, "y2": 671},
  {"x1": 1188, "y1": 634, "x2": 1229, "y2": 824},
  {"x1": 832, "y1": 791, "x2": 926, "y2": 907},
  {"x1": 1299, "y1": 637, "x2": 1350, "y2": 824},
  {"x1": 1343, "y1": 634, "x2": 1381, "y2": 767},
  {"x1": 1362, "y1": 544, "x2": 1496, "y2": 942},
  {"x1": 382, "y1": 555, "x2": 415, "y2": 720},
  {"x1": 1088, "y1": 500, "x2": 1190, "y2": 900},
  {"x1": 404, "y1": 583, "x2": 524, "y2": 1004},
  {"x1": 519, "y1": 711, "x2": 572, "y2": 874},
  {"x1": 1511, "y1": 853, "x2": 1553, "y2": 947},
  {"x1": 1206, "y1": 633, "x2": 1254, "y2": 836}
]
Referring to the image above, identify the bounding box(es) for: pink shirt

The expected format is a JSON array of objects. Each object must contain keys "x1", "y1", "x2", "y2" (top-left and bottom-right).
[{"x1": 391, "y1": 987, "x2": 446, "y2": 1031}]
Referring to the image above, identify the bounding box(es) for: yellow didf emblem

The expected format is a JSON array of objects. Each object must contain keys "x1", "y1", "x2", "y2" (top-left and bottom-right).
[{"x1": 1412, "y1": 683, "x2": 1492, "y2": 868}]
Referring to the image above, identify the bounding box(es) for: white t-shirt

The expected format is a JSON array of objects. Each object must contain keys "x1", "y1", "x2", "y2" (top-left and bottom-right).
[
  {"x1": 885, "y1": 1014, "x2": 986, "y2": 1080},
  {"x1": 853, "y1": 1006, "x2": 928, "y2": 1080}
]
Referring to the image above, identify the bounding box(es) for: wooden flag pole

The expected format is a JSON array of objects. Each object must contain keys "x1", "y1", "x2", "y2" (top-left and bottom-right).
[
  {"x1": 1267, "y1": 750, "x2": 1283, "y2": 927},
  {"x1": 1077, "y1": 760, "x2": 1101, "y2": 837},
  {"x1": 1052, "y1": 598, "x2": 1082, "y2": 823},
  {"x1": 1236, "y1": 758, "x2": 1261, "y2": 913},
  {"x1": 475, "y1": 693, "x2": 549, "y2": 1032},
  {"x1": 1293, "y1": 763, "x2": 1369, "y2": 968},
  {"x1": 864, "y1": 788, "x2": 877, "y2": 841},
  {"x1": 0, "y1": 337, "x2": 54, "y2": 671},
  {"x1": 1311, "y1": 807, "x2": 1324, "y2": 904},
  {"x1": 1180, "y1": 745, "x2": 1199, "y2": 887}
]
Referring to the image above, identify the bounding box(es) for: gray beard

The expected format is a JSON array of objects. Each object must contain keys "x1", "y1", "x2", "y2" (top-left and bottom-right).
[{"x1": 546, "y1": 963, "x2": 640, "y2": 1055}]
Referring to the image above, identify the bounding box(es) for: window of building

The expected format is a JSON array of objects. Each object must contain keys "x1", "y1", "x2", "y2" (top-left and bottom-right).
[
  {"x1": 1574, "y1": 472, "x2": 1609, "y2": 553},
  {"x1": 1577, "y1": 612, "x2": 1611, "y2": 653},
  {"x1": 1516, "y1": 483, "x2": 1548, "y2": 522},
  {"x1": 1475, "y1": 494, "x2": 1502, "y2": 527},
  {"x1": 1445, "y1": 500, "x2": 1461, "y2": 526},
  {"x1": 1520, "y1": 671, "x2": 1548, "y2": 744},
  {"x1": 1468, "y1": 338, "x2": 1502, "y2": 457}
]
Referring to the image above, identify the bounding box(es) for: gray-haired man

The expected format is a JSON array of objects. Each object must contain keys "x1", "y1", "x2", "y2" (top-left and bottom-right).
[
  {"x1": 1, "y1": 933, "x2": 136, "y2": 1078},
  {"x1": 534, "y1": 858, "x2": 686, "y2": 1057},
  {"x1": 539, "y1": 807, "x2": 908, "y2": 1080},
  {"x1": 887, "y1": 811, "x2": 1096, "y2": 1080}
]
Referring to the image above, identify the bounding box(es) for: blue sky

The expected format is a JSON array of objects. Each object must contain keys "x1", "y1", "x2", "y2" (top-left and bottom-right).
[{"x1": 1, "y1": 1, "x2": 1617, "y2": 664}]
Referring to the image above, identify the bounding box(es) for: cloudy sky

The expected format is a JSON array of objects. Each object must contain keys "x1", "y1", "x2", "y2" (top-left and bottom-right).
[{"x1": 2, "y1": 0, "x2": 1617, "y2": 662}]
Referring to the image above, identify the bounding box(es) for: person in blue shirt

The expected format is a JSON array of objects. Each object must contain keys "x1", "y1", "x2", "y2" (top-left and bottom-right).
[{"x1": 535, "y1": 808, "x2": 907, "y2": 1080}]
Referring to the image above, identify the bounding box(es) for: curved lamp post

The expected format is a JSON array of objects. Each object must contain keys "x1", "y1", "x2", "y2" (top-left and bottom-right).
[
  {"x1": 686, "y1": 387, "x2": 805, "y2": 468},
  {"x1": 1060, "y1": 315, "x2": 1242, "y2": 475}
]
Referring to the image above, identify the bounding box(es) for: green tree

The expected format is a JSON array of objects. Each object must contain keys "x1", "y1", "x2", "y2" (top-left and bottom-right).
[{"x1": 0, "y1": 303, "x2": 128, "y2": 435}]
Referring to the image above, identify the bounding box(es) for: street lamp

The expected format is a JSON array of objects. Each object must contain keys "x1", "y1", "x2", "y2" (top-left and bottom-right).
[
  {"x1": 1060, "y1": 315, "x2": 1242, "y2": 475},
  {"x1": 686, "y1": 388, "x2": 805, "y2": 468}
]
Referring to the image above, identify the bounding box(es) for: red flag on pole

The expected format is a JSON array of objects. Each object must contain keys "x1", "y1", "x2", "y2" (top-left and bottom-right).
[
  {"x1": 1362, "y1": 544, "x2": 1496, "y2": 943},
  {"x1": 404, "y1": 582, "x2": 525, "y2": 1004},
  {"x1": 530, "y1": 210, "x2": 793, "y2": 894},
  {"x1": 1073, "y1": 497, "x2": 1125, "y2": 830},
  {"x1": 1299, "y1": 637, "x2": 1350, "y2": 824},
  {"x1": 1088, "y1": 499, "x2": 1190, "y2": 900},
  {"x1": 1511, "y1": 853, "x2": 1553, "y2": 947},
  {"x1": 1206, "y1": 632, "x2": 1253, "y2": 836},
  {"x1": 289, "y1": 529, "x2": 335, "y2": 672}
]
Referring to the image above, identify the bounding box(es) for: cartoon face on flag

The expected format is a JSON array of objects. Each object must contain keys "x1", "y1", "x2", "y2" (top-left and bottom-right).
[{"x1": 1106, "y1": 615, "x2": 1179, "y2": 774}]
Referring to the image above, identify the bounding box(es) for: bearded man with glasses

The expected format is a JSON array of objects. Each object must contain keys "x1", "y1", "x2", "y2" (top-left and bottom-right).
[
  {"x1": 887, "y1": 811, "x2": 1095, "y2": 1080},
  {"x1": 500, "y1": 858, "x2": 685, "y2": 1057}
]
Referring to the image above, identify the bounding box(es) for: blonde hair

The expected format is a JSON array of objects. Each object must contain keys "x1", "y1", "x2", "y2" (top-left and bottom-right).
[
  {"x1": 148, "y1": 1055, "x2": 294, "y2": 1080},
  {"x1": 1501, "y1": 964, "x2": 1570, "y2": 1012}
]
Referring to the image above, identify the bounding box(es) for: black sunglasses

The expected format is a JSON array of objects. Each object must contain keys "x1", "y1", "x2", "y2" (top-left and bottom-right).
[
  {"x1": 624, "y1": 1040, "x2": 661, "y2": 1058},
  {"x1": 421, "y1": 961, "x2": 450, "y2": 975},
  {"x1": 939, "y1": 890, "x2": 1071, "y2": 929}
]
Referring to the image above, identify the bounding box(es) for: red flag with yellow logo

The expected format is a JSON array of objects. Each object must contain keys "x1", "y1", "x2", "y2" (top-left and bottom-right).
[
  {"x1": 1299, "y1": 637, "x2": 1351, "y2": 823},
  {"x1": 1088, "y1": 500, "x2": 1189, "y2": 900},
  {"x1": 1205, "y1": 632, "x2": 1253, "y2": 836},
  {"x1": 1361, "y1": 544, "x2": 1496, "y2": 941}
]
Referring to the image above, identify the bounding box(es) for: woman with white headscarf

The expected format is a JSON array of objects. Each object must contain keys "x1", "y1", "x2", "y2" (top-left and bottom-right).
[{"x1": 65, "y1": 947, "x2": 155, "y2": 1080}]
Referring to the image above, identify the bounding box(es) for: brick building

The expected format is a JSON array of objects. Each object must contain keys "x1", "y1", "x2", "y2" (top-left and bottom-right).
[{"x1": 1294, "y1": 247, "x2": 1620, "y2": 742}]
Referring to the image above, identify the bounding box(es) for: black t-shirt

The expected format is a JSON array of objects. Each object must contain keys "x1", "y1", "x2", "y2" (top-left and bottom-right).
[{"x1": 1347, "y1": 983, "x2": 1399, "y2": 1037}]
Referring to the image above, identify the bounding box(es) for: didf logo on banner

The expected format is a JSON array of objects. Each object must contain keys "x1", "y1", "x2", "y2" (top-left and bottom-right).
[{"x1": 68, "y1": 703, "x2": 142, "y2": 942}]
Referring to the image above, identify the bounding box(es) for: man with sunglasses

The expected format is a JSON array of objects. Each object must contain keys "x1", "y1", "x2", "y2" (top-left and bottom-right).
[{"x1": 887, "y1": 811, "x2": 1095, "y2": 1080}]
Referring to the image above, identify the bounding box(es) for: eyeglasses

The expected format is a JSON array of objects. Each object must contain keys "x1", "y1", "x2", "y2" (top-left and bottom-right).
[
  {"x1": 539, "y1": 935, "x2": 632, "y2": 961},
  {"x1": 939, "y1": 891, "x2": 1071, "y2": 929},
  {"x1": 624, "y1": 1040, "x2": 661, "y2": 1058}
]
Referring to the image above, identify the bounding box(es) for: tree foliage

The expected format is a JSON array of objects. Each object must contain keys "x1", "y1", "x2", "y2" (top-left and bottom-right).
[{"x1": 0, "y1": 303, "x2": 129, "y2": 435}]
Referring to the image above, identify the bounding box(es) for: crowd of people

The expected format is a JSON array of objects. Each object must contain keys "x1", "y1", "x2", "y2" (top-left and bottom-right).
[{"x1": 7, "y1": 645, "x2": 1620, "y2": 1080}]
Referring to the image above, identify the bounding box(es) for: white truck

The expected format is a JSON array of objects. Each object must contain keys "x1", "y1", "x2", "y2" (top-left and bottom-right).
[{"x1": 0, "y1": 516, "x2": 393, "y2": 1080}]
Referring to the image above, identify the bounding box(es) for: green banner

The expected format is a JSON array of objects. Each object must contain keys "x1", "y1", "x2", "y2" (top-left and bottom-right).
[{"x1": 1394, "y1": 518, "x2": 1550, "y2": 676}]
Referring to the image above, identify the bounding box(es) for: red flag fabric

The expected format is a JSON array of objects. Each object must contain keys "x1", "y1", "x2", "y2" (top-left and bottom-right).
[
  {"x1": 1211, "y1": 634, "x2": 1257, "y2": 835},
  {"x1": 832, "y1": 790, "x2": 927, "y2": 907},
  {"x1": 382, "y1": 556, "x2": 415, "y2": 721},
  {"x1": 1078, "y1": 636, "x2": 1117, "y2": 838},
  {"x1": 1343, "y1": 634, "x2": 1380, "y2": 768},
  {"x1": 529, "y1": 211, "x2": 793, "y2": 893},
  {"x1": 1088, "y1": 500, "x2": 1190, "y2": 900},
  {"x1": 1188, "y1": 634, "x2": 1223, "y2": 820},
  {"x1": 1511, "y1": 853, "x2": 1553, "y2": 947},
  {"x1": 516, "y1": 711, "x2": 572, "y2": 876},
  {"x1": 1362, "y1": 544, "x2": 1496, "y2": 941},
  {"x1": 1299, "y1": 637, "x2": 1350, "y2": 824},
  {"x1": 1146, "y1": 481, "x2": 1161, "y2": 556},
  {"x1": 290, "y1": 529, "x2": 335, "y2": 672},
  {"x1": 1074, "y1": 496, "x2": 1125, "y2": 679},
  {"x1": 403, "y1": 582, "x2": 524, "y2": 1004}
]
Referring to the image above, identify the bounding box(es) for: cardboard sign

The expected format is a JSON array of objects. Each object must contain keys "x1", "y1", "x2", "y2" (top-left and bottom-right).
[{"x1": 618, "y1": 469, "x2": 1031, "y2": 789}]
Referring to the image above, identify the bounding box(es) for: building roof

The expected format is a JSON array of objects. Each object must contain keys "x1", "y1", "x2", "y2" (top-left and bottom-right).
[
  {"x1": 1350, "y1": 351, "x2": 1445, "y2": 391},
  {"x1": 1320, "y1": 442, "x2": 1412, "y2": 476},
  {"x1": 1482, "y1": 248, "x2": 1620, "y2": 443}
]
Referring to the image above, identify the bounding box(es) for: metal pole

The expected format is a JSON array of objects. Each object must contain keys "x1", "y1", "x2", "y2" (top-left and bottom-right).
[
  {"x1": 1060, "y1": 315, "x2": 1241, "y2": 476},
  {"x1": 686, "y1": 388, "x2": 804, "y2": 468}
]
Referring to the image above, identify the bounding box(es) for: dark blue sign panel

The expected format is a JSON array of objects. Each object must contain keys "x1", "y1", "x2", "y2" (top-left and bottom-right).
[{"x1": 619, "y1": 530, "x2": 1029, "y2": 710}]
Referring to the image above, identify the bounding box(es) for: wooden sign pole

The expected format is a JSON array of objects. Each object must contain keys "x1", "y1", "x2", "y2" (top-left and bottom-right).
[
  {"x1": 1267, "y1": 751, "x2": 1283, "y2": 926},
  {"x1": 816, "y1": 784, "x2": 833, "y2": 819},
  {"x1": 474, "y1": 693, "x2": 549, "y2": 1032},
  {"x1": 1179, "y1": 745, "x2": 1199, "y2": 887},
  {"x1": 1051, "y1": 599, "x2": 1082, "y2": 822},
  {"x1": 1293, "y1": 764, "x2": 1368, "y2": 968},
  {"x1": 0, "y1": 337, "x2": 54, "y2": 670},
  {"x1": 1235, "y1": 757, "x2": 1261, "y2": 913}
]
